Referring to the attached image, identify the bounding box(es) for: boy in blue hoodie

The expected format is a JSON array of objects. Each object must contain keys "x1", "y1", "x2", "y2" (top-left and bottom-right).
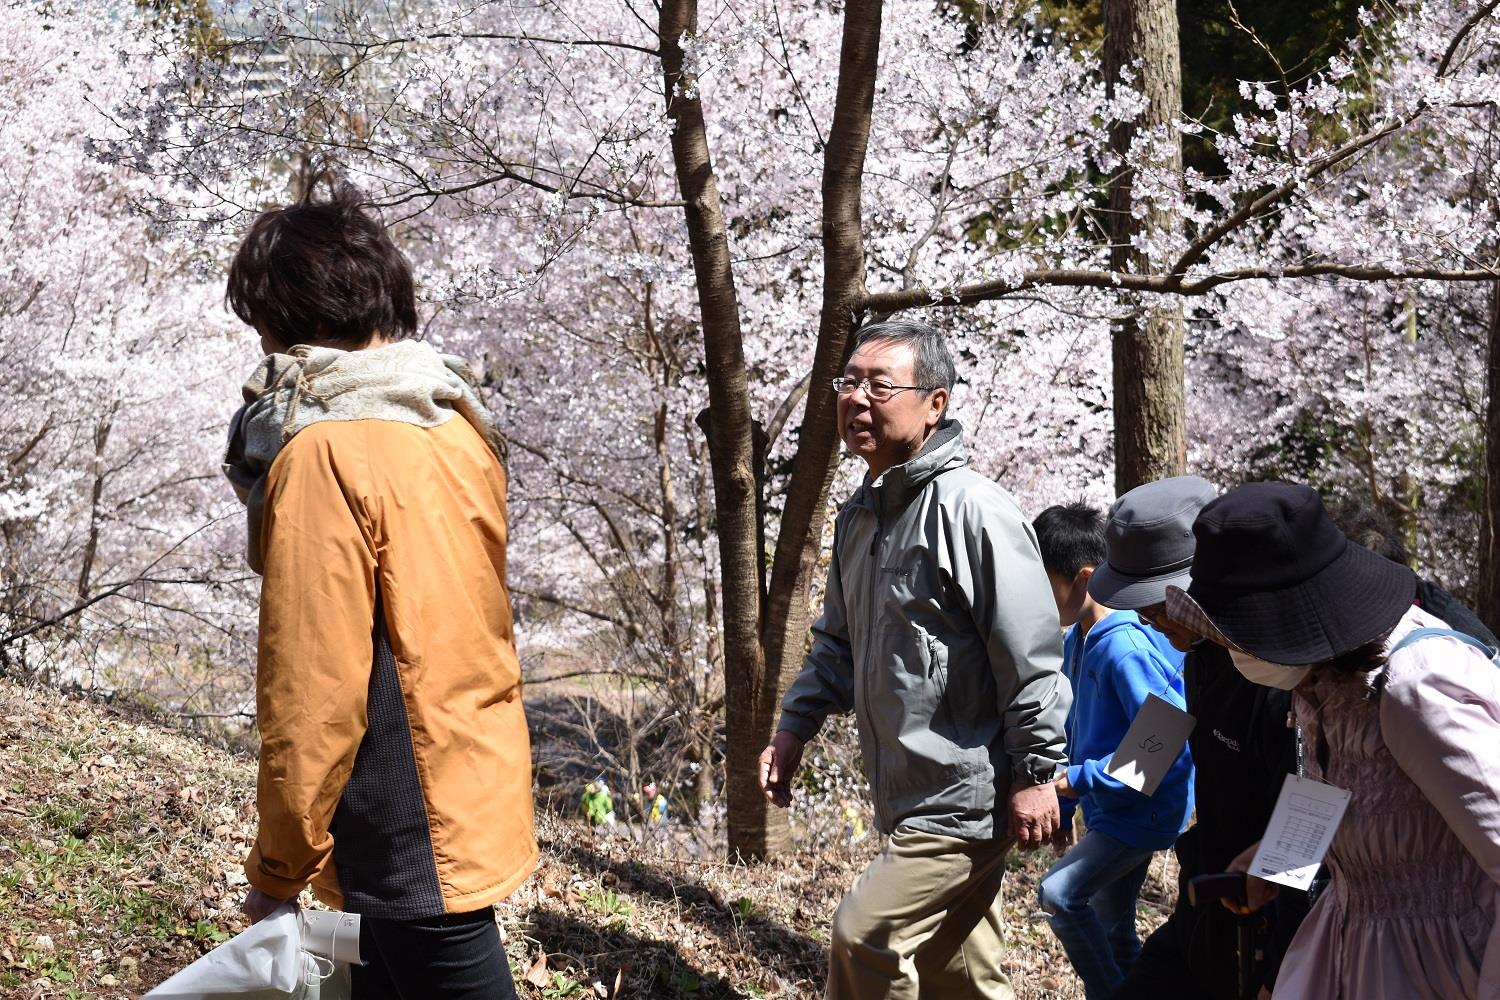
[{"x1": 1033, "y1": 501, "x2": 1194, "y2": 1000}]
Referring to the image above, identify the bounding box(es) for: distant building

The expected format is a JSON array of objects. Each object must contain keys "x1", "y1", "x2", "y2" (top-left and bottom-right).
[{"x1": 207, "y1": 1, "x2": 380, "y2": 98}]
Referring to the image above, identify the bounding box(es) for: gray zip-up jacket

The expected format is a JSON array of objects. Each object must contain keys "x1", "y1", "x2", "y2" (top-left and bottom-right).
[{"x1": 778, "y1": 421, "x2": 1071, "y2": 839}]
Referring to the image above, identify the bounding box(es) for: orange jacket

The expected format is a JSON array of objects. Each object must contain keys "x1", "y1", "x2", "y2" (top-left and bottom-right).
[{"x1": 245, "y1": 414, "x2": 537, "y2": 916}]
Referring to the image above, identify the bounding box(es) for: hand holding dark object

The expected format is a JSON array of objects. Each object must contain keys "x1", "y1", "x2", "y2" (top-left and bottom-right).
[
  {"x1": 1050, "y1": 823, "x2": 1075, "y2": 856},
  {"x1": 1007, "y1": 780, "x2": 1059, "y2": 850},
  {"x1": 245, "y1": 886, "x2": 296, "y2": 924},
  {"x1": 757, "y1": 730, "x2": 804, "y2": 808},
  {"x1": 1225, "y1": 840, "x2": 1280, "y2": 912},
  {"x1": 1188, "y1": 872, "x2": 1251, "y2": 913},
  {"x1": 1189, "y1": 871, "x2": 1275, "y2": 999}
]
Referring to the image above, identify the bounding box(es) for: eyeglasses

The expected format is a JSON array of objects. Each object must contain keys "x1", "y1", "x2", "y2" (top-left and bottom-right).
[
  {"x1": 832, "y1": 377, "x2": 930, "y2": 401},
  {"x1": 1136, "y1": 604, "x2": 1168, "y2": 628}
]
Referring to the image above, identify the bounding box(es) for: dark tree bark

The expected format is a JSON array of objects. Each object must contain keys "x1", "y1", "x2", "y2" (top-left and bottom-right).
[
  {"x1": 660, "y1": 0, "x2": 886, "y2": 859},
  {"x1": 76, "y1": 414, "x2": 114, "y2": 599},
  {"x1": 756, "y1": 0, "x2": 886, "y2": 843},
  {"x1": 1103, "y1": 0, "x2": 1187, "y2": 493},
  {"x1": 659, "y1": 0, "x2": 777, "y2": 859},
  {"x1": 1479, "y1": 279, "x2": 1500, "y2": 634}
]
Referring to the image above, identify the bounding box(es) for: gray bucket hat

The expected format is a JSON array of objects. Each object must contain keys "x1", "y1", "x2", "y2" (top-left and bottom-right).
[{"x1": 1088, "y1": 476, "x2": 1218, "y2": 609}]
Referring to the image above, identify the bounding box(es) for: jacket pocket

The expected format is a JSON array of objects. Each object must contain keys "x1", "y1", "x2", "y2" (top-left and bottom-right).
[
  {"x1": 871, "y1": 623, "x2": 939, "y2": 715},
  {"x1": 872, "y1": 624, "x2": 989, "y2": 824},
  {"x1": 884, "y1": 748, "x2": 990, "y2": 824}
]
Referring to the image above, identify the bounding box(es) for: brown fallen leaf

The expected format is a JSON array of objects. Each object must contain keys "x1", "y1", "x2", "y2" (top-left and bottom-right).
[{"x1": 523, "y1": 952, "x2": 550, "y2": 989}]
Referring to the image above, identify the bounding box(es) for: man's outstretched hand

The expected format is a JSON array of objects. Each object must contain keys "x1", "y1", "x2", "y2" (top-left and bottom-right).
[
  {"x1": 1007, "y1": 780, "x2": 1060, "y2": 851},
  {"x1": 758, "y1": 730, "x2": 805, "y2": 808}
]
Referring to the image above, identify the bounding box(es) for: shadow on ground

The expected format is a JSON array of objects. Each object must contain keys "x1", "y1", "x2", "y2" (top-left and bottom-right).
[
  {"x1": 526, "y1": 830, "x2": 829, "y2": 995},
  {"x1": 520, "y1": 908, "x2": 753, "y2": 999}
]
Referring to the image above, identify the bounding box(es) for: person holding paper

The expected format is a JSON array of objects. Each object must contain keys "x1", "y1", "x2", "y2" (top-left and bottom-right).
[
  {"x1": 222, "y1": 172, "x2": 537, "y2": 999},
  {"x1": 1167, "y1": 482, "x2": 1500, "y2": 1000},
  {"x1": 1108, "y1": 478, "x2": 1307, "y2": 1000},
  {"x1": 1033, "y1": 501, "x2": 1194, "y2": 1000}
]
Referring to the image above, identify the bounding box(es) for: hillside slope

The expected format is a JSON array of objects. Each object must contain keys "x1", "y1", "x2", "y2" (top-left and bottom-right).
[{"x1": 0, "y1": 678, "x2": 1171, "y2": 998}]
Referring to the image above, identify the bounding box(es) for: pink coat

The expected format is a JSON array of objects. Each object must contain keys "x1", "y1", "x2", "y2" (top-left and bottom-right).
[{"x1": 1274, "y1": 606, "x2": 1500, "y2": 999}]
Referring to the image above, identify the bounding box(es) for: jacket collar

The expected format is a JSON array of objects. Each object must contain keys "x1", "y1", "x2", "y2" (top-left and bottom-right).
[
  {"x1": 855, "y1": 418, "x2": 967, "y2": 518},
  {"x1": 222, "y1": 340, "x2": 506, "y2": 574}
]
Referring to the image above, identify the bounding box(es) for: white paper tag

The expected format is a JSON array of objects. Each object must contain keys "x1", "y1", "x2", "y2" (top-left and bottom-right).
[
  {"x1": 302, "y1": 909, "x2": 363, "y2": 966},
  {"x1": 1249, "y1": 775, "x2": 1351, "y2": 891},
  {"x1": 1103, "y1": 692, "x2": 1196, "y2": 797}
]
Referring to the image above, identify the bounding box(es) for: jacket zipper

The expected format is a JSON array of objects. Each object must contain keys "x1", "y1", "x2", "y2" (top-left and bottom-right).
[{"x1": 861, "y1": 507, "x2": 885, "y2": 831}]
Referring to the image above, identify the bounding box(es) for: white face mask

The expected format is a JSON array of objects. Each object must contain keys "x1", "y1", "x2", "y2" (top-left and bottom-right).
[{"x1": 1228, "y1": 648, "x2": 1313, "y2": 689}]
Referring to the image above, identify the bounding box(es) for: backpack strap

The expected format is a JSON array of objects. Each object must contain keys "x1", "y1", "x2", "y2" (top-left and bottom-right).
[
  {"x1": 1368, "y1": 627, "x2": 1498, "y2": 701},
  {"x1": 1389, "y1": 627, "x2": 1499, "y2": 663}
]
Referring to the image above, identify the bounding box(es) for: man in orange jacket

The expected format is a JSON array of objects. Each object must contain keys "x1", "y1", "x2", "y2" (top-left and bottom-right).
[{"x1": 223, "y1": 174, "x2": 536, "y2": 998}]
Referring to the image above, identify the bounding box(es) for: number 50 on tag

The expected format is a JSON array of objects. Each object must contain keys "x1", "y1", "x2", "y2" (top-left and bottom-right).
[{"x1": 1104, "y1": 693, "x2": 1195, "y2": 797}]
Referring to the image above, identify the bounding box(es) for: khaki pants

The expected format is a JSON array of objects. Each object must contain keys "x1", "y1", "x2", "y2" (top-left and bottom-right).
[{"x1": 827, "y1": 826, "x2": 1015, "y2": 1000}]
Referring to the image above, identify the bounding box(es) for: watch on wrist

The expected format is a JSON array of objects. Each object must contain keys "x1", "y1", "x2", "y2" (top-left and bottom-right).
[{"x1": 1017, "y1": 762, "x2": 1061, "y2": 785}]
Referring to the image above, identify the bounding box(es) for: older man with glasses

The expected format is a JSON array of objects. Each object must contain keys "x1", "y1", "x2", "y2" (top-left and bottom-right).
[{"x1": 758, "y1": 320, "x2": 1071, "y2": 999}]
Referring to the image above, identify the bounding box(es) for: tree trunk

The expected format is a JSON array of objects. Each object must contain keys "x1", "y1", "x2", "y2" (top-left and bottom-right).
[
  {"x1": 661, "y1": 0, "x2": 887, "y2": 859},
  {"x1": 659, "y1": 0, "x2": 774, "y2": 860},
  {"x1": 77, "y1": 414, "x2": 113, "y2": 599},
  {"x1": 1479, "y1": 279, "x2": 1500, "y2": 633},
  {"x1": 756, "y1": 0, "x2": 886, "y2": 852},
  {"x1": 1104, "y1": 0, "x2": 1186, "y2": 494}
]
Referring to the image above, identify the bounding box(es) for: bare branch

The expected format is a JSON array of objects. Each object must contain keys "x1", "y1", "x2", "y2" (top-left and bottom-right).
[
  {"x1": 2, "y1": 580, "x2": 133, "y2": 646},
  {"x1": 366, "y1": 162, "x2": 685, "y2": 210},
  {"x1": 511, "y1": 585, "x2": 643, "y2": 638},
  {"x1": 765, "y1": 372, "x2": 812, "y2": 453},
  {"x1": 0, "y1": 514, "x2": 238, "y2": 646},
  {"x1": 276, "y1": 30, "x2": 660, "y2": 57},
  {"x1": 1438, "y1": 1, "x2": 1500, "y2": 78},
  {"x1": 0, "y1": 279, "x2": 43, "y2": 318},
  {"x1": 863, "y1": 261, "x2": 1500, "y2": 312},
  {"x1": 7, "y1": 419, "x2": 54, "y2": 469}
]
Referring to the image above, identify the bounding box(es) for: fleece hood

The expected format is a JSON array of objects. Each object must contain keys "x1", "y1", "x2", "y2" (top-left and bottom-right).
[{"x1": 222, "y1": 339, "x2": 504, "y2": 573}]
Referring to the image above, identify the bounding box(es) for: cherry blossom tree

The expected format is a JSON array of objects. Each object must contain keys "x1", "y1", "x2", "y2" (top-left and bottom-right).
[
  {"x1": 71, "y1": 0, "x2": 1500, "y2": 857},
  {"x1": 1187, "y1": 9, "x2": 1500, "y2": 599},
  {"x1": 0, "y1": 4, "x2": 257, "y2": 720}
]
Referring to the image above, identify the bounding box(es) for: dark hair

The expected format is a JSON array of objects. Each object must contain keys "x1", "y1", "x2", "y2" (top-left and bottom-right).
[
  {"x1": 1317, "y1": 635, "x2": 1391, "y2": 678},
  {"x1": 1326, "y1": 497, "x2": 1410, "y2": 566},
  {"x1": 850, "y1": 320, "x2": 957, "y2": 398},
  {"x1": 226, "y1": 174, "x2": 417, "y2": 348},
  {"x1": 1033, "y1": 501, "x2": 1106, "y2": 578}
]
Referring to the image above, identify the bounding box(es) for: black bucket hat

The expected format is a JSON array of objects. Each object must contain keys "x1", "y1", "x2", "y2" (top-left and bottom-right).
[{"x1": 1166, "y1": 482, "x2": 1415, "y2": 666}]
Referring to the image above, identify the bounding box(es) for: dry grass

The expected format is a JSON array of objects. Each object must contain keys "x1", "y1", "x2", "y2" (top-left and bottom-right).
[
  {"x1": 0, "y1": 679, "x2": 256, "y2": 998},
  {"x1": 0, "y1": 677, "x2": 1175, "y2": 999},
  {"x1": 505, "y1": 815, "x2": 1177, "y2": 999}
]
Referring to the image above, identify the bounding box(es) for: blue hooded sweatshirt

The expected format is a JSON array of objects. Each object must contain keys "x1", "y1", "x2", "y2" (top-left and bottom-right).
[{"x1": 1060, "y1": 611, "x2": 1194, "y2": 850}]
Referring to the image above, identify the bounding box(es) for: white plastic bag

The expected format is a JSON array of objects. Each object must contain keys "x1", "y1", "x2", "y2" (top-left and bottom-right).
[{"x1": 143, "y1": 907, "x2": 360, "y2": 1000}]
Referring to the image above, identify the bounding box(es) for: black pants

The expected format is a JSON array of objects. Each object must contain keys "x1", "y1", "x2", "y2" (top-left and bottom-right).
[
  {"x1": 1110, "y1": 898, "x2": 1263, "y2": 1000},
  {"x1": 352, "y1": 907, "x2": 518, "y2": 1000}
]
